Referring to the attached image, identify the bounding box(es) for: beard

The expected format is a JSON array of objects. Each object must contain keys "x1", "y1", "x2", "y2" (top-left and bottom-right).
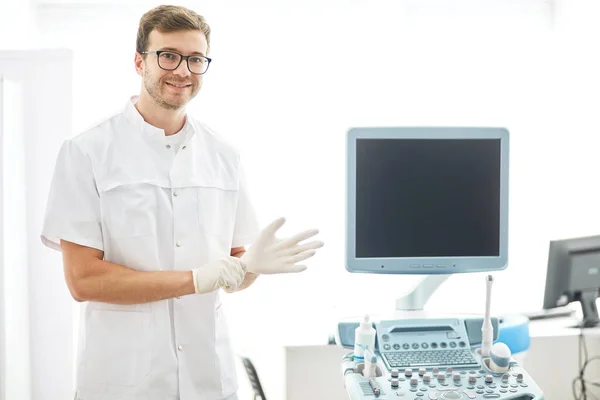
[{"x1": 143, "y1": 68, "x2": 201, "y2": 110}]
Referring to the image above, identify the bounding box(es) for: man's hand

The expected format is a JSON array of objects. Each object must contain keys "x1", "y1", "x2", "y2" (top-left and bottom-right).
[
  {"x1": 241, "y1": 217, "x2": 324, "y2": 274},
  {"x1": 192, "y1": 256, "x2": 247, "y2": 294}
]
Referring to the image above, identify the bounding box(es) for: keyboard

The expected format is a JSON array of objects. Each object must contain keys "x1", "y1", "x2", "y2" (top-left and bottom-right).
[{"x1": 382, "y1": 349, "x2": 479, "y2": 368}]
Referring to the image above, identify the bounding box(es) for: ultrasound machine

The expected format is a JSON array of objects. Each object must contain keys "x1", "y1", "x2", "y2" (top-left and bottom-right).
[{"x1": 337, "y1": 127, "x2": 544, "y2": 400}]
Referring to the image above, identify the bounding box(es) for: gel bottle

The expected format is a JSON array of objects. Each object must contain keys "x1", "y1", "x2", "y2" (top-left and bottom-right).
[{"x1": 354, "y1": 315, "x2": 376, "y2": 361}]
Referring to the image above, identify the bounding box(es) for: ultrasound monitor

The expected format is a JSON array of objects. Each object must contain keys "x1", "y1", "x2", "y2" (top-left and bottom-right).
[
  {"x1": 543, "y1": 235, "x2": 600, "y2": 327},
  {"x1": 346, "y1": 127, "x2": 509, "y2": 275}
]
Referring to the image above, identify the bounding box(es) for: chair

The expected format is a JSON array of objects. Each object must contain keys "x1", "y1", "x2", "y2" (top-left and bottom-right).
[{"x1": 240, "y1": 356, "x2": 267, "y2": 400}]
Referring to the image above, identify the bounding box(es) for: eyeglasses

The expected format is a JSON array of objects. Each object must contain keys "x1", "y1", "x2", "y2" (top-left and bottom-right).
[{"x1": 141, "y1": 50, "x2": 212, "y2": 75}]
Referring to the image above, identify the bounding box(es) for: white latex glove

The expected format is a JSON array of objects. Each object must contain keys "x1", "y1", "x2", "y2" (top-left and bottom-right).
[
  {"x1": 191, "y1": 256, "x2": 247, "y2": 294},
  {"x1": 241, "y1": 217, "x2": 324, "y2": 274}
]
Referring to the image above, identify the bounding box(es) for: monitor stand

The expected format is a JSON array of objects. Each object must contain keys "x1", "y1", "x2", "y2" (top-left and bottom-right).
[
  {"x1": 394, "y1": 274, "x2": 451, "y2": 318},
  {"x1": 574, "y1": 290, "x2": 600, "y2": 328}
]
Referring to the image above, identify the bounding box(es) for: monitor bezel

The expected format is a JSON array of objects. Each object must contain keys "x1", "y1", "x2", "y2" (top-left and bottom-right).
[{"x1": 345, "y1": 127, "x2": 509, "y2": 274}]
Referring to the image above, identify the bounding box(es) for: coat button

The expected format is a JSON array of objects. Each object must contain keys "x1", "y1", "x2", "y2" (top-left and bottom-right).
[
  {"x1": 173, "y1": 191, "x2": 179, "y2": 197},
  {"x1": 178, "y1": 345, "x2": 183, "y2": 351},
  {"x1": 176, "y1": 241, "x2": 182, "y2": 247},
  {"x1": 166, "y1": 144, "x2": 171, "y2": 149}
]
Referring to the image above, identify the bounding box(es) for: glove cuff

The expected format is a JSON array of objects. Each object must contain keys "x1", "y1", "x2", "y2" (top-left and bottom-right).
[{"x1": 191, "y1": 268, "x2": 201, "y2": 294}]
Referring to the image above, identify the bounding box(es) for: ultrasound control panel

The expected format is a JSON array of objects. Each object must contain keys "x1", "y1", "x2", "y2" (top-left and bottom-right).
[{"x1": 337, "y1": 318, "x2": 544, "y2": 400}]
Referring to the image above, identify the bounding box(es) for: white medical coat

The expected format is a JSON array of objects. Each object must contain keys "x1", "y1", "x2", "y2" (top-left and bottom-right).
[{"x1": 41, "y1": 96, "x2": 260, "y2": 400}]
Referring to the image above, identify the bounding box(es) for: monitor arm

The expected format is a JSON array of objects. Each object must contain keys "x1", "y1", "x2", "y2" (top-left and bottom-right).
[{"x1": 396, "y1": 274, "x2": 451, "y2": 312}]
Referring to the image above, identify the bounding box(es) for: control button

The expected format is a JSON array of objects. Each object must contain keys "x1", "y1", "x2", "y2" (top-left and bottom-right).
[
  {"x1": 412, "y1": 343, "x2": 420, "y2": 349},
  {"x1": 500, "y1": 384, "x2": 508, "y2": 388},
  {"x1": 467, "y1": 386, "x2": 475, "y2": 389},
  {"x1": 391, "y1": 378, "x2": 399, "y2": 388},
  {"x1": 423, "y1": 264, "x2": 434, "y2": 268},
  {"x1": 405, "y1": 368, "x2": 413, "y2": 377},
  {"x1": 440, "y1": 391, "x2": 461, "y2": 400},
  {"x1": 446, "y1": 367, "x2": 453, "y2": 375},
  {"x1": 437, "y1": 265, "x2": 447, "y2": 269},
  {"x1": 428, "y1": 392, "x2": 439, "y2": 400},
  {"x1": 422, "y1": 342, "x2": 429, "y2": 349},
  {"x1": 382, "y1": 334, "x2": 390, "y2": 341},
  {"x1": 476, "y1": 390, "x2": 484, "y2": 394},
  {"x1": 384, "y1": 344, "x2": 391, "y2": 350},
  {"x1": 510, "y1": 389, "x2": 518, "y2": 393},
  {"x1": 423, "y1": 374, "x2": 431, "y2": 384},
  {"x1": 477, "y1": 385, "x2": 485, "y2": 389},
  {"x1": 417, "y1": 393, "x2": 425, "y2": 397},
  {"x1": 510, "y1": 384, "x2": 518, "y2": 388},
  {"x1": 459, "y1": 341, "x2": 466, "y2": 348},
  {"x1": 420, "y1": 387, "x2": 428, "y2": 392},
  {"x1": 483, "y1": 395, "x2": 500, "y2": 399},
  {"x1": 453, "y1": 373, "x2": 461, "y2": 381},
  {"x1": 485, "y1": 375, "x2": 493, "y2": 384},
  {"x1": 410, "y1": 264, "x2": 420, "y2": 268},
  {"x1": 432, "y1": 367, "x2": 439, "y2": 375},
  {"x1": 516, "y1": 373, "x2": 524, "y2": 383},
  {"x1": 500, "y1": 389, "x2": 508, "y2": 393},
  {"x1": 520, "y1": 384, "x2": 528, "y2": 388},
  {"x1": 468, "y1": 374, "x2": 477, "y2": 384},
  {"x1": 391, "y1": 369, "x2": 399, "y2": 378},
  {"x1": 403, "y1": 344, "x2": 411, "y2": 350},
  {"x1": 501, "y1": 374, "x2": 509, "y2": 383},
  {"x1": 489, "y1": 384, "x2": 496, "y2": 388},
  {"x1": 431, "y1": 343, "x2": 438, "y2": 349},
  {"x1": 438, "y1": 373, "x2": 446, "y2": 382},
  {"x1": 394, "y1": 344, "x2": 401, "y2": 350},
  {"x1": 463, "y1": 390, "x2": 477, "y2": 399},
  {"x1": 485, "y1": 390, "x2": 494, "y2": 394},
  {"x1": 449, "y1": 341, "x2": 457, "y2": 348},
  {"x1": 419, "y1": 368, "x2": 427, "y2": 376},
  {"x1": 440, "y1": 342, "x2": 447, "y2": 348},
  {"x1": 411, "y1": 377, "x2": 419, "y2": 386}
]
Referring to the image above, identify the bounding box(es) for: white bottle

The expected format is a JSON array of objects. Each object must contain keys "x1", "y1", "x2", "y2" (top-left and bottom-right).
[{"x1": 354, "y1": 315, "x2": 376, "y2": 362}]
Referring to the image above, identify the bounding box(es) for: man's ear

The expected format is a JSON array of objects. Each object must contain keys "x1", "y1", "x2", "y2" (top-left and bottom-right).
[{"x1": 134, "y1": 52, "x2": 144, "y2": 77}]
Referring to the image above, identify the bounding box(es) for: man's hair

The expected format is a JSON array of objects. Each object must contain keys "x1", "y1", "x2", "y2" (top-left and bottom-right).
[{"x1": 136, "y1": 5, "x2": 211, "y2": 54}]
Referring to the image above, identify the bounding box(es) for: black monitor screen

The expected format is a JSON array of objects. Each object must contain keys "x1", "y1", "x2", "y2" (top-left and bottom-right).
[
  {"x1": 569, "y1": 251, "x2": 600, "y2": 291},
  {"x1": 356, "y1": 139, "x2": 501, "y2": 258}
]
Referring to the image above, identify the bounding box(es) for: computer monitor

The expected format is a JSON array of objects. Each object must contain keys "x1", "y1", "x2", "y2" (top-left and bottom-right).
[
  {"x1": 543, "y1": 235, "x2": 600, "y2": 327},
  {"x1": 346, "y1": 127, "x2": 509, "y2": 275}
]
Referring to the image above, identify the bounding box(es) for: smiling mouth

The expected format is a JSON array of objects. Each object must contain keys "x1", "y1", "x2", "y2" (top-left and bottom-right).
[{"x1": 166, "y1": 82, "x2": 192, "y2": 88}]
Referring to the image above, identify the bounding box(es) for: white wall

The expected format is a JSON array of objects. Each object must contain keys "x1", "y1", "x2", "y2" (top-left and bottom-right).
[
  {"x1": 0, "y1": 50, "x2": 74, "y2": 400},
  {"x1": 4, "y1": 0, "x2": 599, "y2": 398}
]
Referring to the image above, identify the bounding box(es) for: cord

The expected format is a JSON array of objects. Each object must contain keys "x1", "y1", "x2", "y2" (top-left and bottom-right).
[{"x1": 573, "y1": 326, "x2": 600, "y2": 399}]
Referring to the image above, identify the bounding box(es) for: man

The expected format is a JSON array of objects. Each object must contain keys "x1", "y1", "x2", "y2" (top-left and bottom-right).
[{"x1": 41, "y1": 5, "x2": 323, "y2": 400}]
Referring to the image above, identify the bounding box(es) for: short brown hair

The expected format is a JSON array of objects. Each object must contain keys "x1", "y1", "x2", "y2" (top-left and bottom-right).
[{"x1": 136, "y1": 5, "x2": 211, "y2": 54}]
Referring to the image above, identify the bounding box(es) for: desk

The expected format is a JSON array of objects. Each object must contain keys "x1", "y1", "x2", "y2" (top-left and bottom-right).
[{"x1": 285, "y1": 317, "x2": 600, "y2": 400}]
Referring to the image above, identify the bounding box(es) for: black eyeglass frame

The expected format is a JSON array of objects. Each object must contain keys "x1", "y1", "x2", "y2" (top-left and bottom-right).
[{"x1": 141, "y1": 50, "x2": 212, "y2": 75}]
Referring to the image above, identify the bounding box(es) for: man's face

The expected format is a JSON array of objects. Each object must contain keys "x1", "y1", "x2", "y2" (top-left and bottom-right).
[{"x1": 137, "y1": 29, "x2": 208, "y2": 110}]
